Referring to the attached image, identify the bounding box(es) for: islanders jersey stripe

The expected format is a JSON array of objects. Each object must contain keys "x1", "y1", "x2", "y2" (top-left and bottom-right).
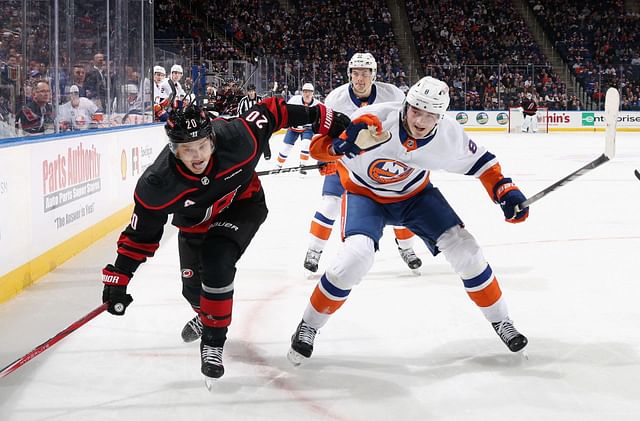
[{"x1": 465, "y1": 151, "x2": 498, "y2": 176}]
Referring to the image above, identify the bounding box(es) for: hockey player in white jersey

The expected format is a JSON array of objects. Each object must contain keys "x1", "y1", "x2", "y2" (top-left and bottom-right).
[
  {"x1": 276, "y1": 83, "x2": 320, "y2": 169},
  {"x1": 167, "y1": 64, "x2": 187, "y2": 102},
  {"x1": 303, "y1": 52, "x2": 422, "y2": 274},
  {"x1": 288, "y1": 76, "x2": 529, "y2": 365},
  {"x1": 153, "y1": 66, "x2": 171, "y2": 121}
]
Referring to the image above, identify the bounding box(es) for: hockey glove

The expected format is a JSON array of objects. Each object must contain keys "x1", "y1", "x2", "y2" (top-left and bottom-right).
[
  {"x1": 332, "y1": 114, "x2": 391, "y2": 158},
  {"x1": 102, "y1": 264, "x2": 133, "y2": 316},
  {"x1": 312, "y1": 104, "x2": 350, "y2": 138},
  {"x1": 318, "y1": 161, "x2": 337, "y2": 176},
  {"x1": 494, "y1": 178, "x2": 529, "y2": 223}
]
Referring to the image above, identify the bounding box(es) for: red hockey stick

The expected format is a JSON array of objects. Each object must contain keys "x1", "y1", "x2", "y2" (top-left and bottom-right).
[{"x1": 0, "y1": 303, "x2": 108, "y2": 378}]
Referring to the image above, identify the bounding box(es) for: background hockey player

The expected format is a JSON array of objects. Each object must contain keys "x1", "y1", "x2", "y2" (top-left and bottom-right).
[
  {"x1": 152, "y1": 66, "x2": 170, "y2": 121},
  {"x1": 276, "y1": 83, "x2": 319, "y2": 170},
  {"x1": 303, "y1": 52, "x2": 421, "y2": 274},
  {"x1": 100, "y1": 97, "x2": 349, "y2": 384},
  {"x1": 288, "y1": 76, "x2": 530, "y2": 366},
  {"x1": 58, "y1": 84, "x2": 99, "y2": 131},
  {"x1": 168, "y1": 64, "x2": 187, "y2": 104},
  {"x1": 521, "y1": 92, "x2": 538, "y2": 133}
]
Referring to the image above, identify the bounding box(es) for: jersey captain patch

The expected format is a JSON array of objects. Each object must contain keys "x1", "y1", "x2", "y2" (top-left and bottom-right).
[{"x1": 368, "y1": 159, "x2": 413, "y2": 184}]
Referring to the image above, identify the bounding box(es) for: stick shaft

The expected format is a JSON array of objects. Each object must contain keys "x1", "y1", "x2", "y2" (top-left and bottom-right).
[
  {"x1": 256, "y1": 163, "x2": 323, "y2": 176},
  {"x1": 516, "y1": 154, "x2": 609, "y2": 211},
  {"x1": 0, "y1": 303, "x2": 108, "y2": 378}
]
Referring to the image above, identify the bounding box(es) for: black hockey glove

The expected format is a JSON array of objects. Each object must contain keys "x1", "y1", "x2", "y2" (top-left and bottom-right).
[
  {"x1": 312, "y1": 103, "x2": 351, "y2": 138},
  {"x1": 102, "y1": 264, "x2": 133, "y2": 316}
]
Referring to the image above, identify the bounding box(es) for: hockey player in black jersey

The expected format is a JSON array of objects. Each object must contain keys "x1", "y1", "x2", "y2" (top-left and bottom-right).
[{"x1": 100, "y1": 97, "x2": 349, "y2": 384}]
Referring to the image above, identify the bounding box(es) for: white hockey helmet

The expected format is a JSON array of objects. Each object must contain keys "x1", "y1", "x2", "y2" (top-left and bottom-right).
[
  {"x1": 348, "y1": 52, "x2": 377, "y2": 82},
  {"x1": 302, "y1": 82, "x2": 314, "y2": 92},
  {"x1": 171, "y1": 64, "x2": 183, "y2": 74},
  {"x1": 404, "y1": 76, "x2": 450, "y2": 118},
  {"x1": 153, "y1": 65, "x2": 166, "y2": 75}
]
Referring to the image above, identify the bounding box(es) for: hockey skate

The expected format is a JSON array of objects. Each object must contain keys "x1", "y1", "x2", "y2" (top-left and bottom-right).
[
  {"x1": 398, "y1": 246, "x2": 422, "y2": 273},
  {"x1": 287, "y1": 320, "x2": 318, "y2": 366},
  {"x1": 303, "y1": 248, "x2": 322, "y2": 273},
  {"x1": 181, "y1": 315, "x2": 203, "y2": 343},
  {"x1": 201, "y1": 342, "x2": 224, "y2": 389},
  {"x1": 492, "y1": 318, "x2": 528, "y2": 352}
]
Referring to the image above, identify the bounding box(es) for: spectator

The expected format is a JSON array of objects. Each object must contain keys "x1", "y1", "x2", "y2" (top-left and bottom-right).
[
  {"x1": 71, "y1": 64, "x2": 88, "y2": 98},
  {"x1": 85, "y1": 53, "x2": 108, "y2": 110},
  {"x1": 14, "y1": 80, "x2": 54, "y2": 135}
]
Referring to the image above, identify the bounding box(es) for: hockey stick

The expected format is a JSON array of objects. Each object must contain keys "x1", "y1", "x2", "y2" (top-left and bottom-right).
[
  {"x1": 0, "y1": 303, "x2": 108, "y2": 378},
  {"x1": 634, "y1": 169, "x2": 640, "y2": 181},
  {"x1": 256, "y1": 163, "x2": 324, "y2": 176},
  {"x1": 515, "y1": 87, "x2": 619, "y2": 212}
]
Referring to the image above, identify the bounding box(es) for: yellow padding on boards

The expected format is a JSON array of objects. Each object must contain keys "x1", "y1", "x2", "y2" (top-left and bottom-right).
[{"x1": 0, "y1": 205, "x2": 133, "y2": 304}]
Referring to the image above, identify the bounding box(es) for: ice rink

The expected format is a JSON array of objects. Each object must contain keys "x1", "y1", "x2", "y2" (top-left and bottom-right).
[{"x1": 1, "y1": 131, "x2": 639, "y2": 421}]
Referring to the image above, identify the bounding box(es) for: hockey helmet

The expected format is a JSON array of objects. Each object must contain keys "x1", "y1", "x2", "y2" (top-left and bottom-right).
[
  {"x1": 153, "y1": 65, "x2": 166, "y2": 75},
  {"x1": 165, "y1": 105, "x2": 214, "y2": 153},
  {"x1": 348, "y1": 52, "x2": 377, "y2": 81},
  {"x1": 171, "y1": 64, "x2": 183, "y2": 74},
  {"x1": 302, "y1": 83, "x2": 314, "y2": 92},
  {"x1": 404, "y1": 76, "x2": 450, "y2": 119},
  {"x1": 247, "y1": 84, "x2": 256, "y2": 91}
]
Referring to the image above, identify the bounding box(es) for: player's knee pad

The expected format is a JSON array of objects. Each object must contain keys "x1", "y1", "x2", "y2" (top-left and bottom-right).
[
  {"x1": 326, "y1": 234, "x2": 375, "y2": 290},
  {"x1": 436, "y1": 226, "x2": 486, "y2": 278},
  {"x1": 317, "y1": 195, "x2": 341, "y2": 220}
]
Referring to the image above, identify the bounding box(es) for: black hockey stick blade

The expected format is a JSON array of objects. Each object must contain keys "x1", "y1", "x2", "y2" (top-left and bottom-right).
[
  {"x1": 0, "y1": 303, "x2": 108, "y2": 378},
  {"x1": 515, "y1": 87, "x2": 619, "y2": 212},
  {"x1": 256, "y1": 163, "x2": 324, "y2": 176},
  {"x1": 635, "y1": 169, "x2": 640, "y2": 181}
]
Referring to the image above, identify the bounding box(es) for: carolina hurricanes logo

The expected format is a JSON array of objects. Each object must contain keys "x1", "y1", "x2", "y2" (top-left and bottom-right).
[
  {"x1": 182, "y1": 268, "x2": 194, "y2": 278},
  {"x1": 368, "y1": 159, "x2": 413, "y2": 184}
]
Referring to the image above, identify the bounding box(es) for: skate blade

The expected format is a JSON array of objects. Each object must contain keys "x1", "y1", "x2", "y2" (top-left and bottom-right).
[
  {"x1": 204, "y1": 376, "x2": 220, "y2": 391},
  {"x1": 287, "y1": 348, "x2": 307, "y2": 367},
  {"x1": 410, "y1": 268, "x2": 421, "y2": 276},
  {"x1": 519, "y1": 349, "x2": 529, "y2": 361}
]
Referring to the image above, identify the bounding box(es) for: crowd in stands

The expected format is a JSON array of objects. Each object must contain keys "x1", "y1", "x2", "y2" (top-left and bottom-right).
[
  {"x1": 527, "y1": 0, "x2": 640, "y2": 110},
  {"x1": 155, "y1": 0, "x2": 407, "y2": 98},
  {"x1": 3, "y1": 0, "x2": 640, "y2": 139},
  {"x1": 0, "y1": 0, "x2": 156, "y2": 137},
  {"x1": 406, "y1": 0, "x2": 579, "y2": 110}
]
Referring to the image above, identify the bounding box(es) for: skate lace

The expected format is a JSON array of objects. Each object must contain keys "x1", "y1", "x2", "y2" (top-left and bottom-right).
[
  {"x1": 189, "y1": 316, "x2": 203, "y2": 336},
  {"x1": 305, "y1": 249, "x2": 321, "y2": 264},
  {"x1": 494, "y1": 319, "x2": 519, "y2": 342},
  {"x1": 202, "y1": 345, "x2": 223, "y2": 366},
  {"x1": 399, "y1": 247, "x2": 418, "y2": 263},
  {"x1": 297, "y1": 323, "x2": 317, "y2": 345}
]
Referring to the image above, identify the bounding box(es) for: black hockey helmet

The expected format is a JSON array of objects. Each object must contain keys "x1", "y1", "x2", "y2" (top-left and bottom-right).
[
  {"x1": 165, "y1": 105, "x2": 213, "y2": 142},
  {"x1": 247, "y1": 84, "x2": 256, "y2": 91},
  {"x1": 165, "y1": 105, "x2": 214, "y2": 153}
]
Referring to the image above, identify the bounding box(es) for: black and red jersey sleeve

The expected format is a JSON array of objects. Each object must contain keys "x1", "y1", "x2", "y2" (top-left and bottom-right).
[
  {"x1": 238, "y1": 97, "x2": 320, "y2": 145},
  {"x1": 113, "y1": 201, "x2": 167, "y2": 274}
]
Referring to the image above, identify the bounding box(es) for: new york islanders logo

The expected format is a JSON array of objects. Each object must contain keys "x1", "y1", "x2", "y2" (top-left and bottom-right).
[{"x1": 368, "y1": 159, "x2": 413, "y2": 184}]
